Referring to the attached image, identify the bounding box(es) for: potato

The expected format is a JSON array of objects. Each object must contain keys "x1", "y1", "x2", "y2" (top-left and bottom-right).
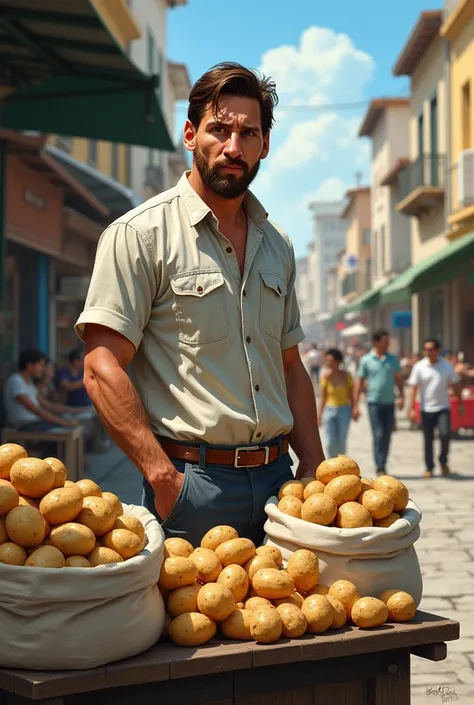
[
  {"x1": 276, "y1": 603, "x2": 307, "y2": 638},
  {"x1": 236, "y1": 602, "x2": 245, "y2": 609},
  {"x1": 169, "y1": 612, "x2": 216, "y2": 646},
  {"x1": 255, "y1": 546, "x2": 281, "y2": 567},
  {"x1": 189, "y1": 547, "x2": 222, "y2": 583},
  {"x1": 0, "y1": 516, "x2": 7, "y2": 544},
  {"x1": 200, "y1": 525, "x2": 238, "y2": 551},
  {"x1": 65, "y1": 555, "x2": 92, "y2": 568},
  {"x1": 245, "y1": 596, "x2": 273, "y2": 611},
  {"x1": 77, "y1": 496, "x2": 116, "y2": 536},
  {"x1": 64, "y1": 480, "x2": 76, "y2": 488},
  {"x1": 324, "y1": 475, "x2": 362, "y2": 507},
  {"x1": 25, "y1": 545, "x2": 65, "y2": 568},
  {"x1": 327, "y1": 596, "x2": 347, "y2": 629},
  {"x1": 217, "y1": 564, "x2": 249, "y2": 602},
  {"x1": 18, "y1": 495, "x2": 38, "y2": 508},
  {"x1": 0, "y1": 479, "x2": 19, "y2": 515},
  {"x1": 0, "y1": 444, "x2": 27, "y2": 481},
  {"x1": 306, "y1": 584, "x2": 330, "y2": 596},
  {"x1": 373, "y1": 476, "x2": 409, "y2": 512},
  {"x1": 277, "y1": 495, "x2": 302, "y2": 518},
  {"x1": 374, "y1": 512, "x2": 401, "y2": 528},
  {"x1": 301, "y1": 494, "x2": 337, "y2": 525},
  {"x1": 50, "y1": 522, "x2": 96, "y2": 556},
  {"x1": 221, "y1": 608, "x2": 252, "y2": 640},
  {"x1": 244, "y1": 554, "x2": 277, "y2": 582},
  {"x1": 336, "y1": 502, "x2": 373, "y2": 529},
  {"x1": 39, "y1": 487, "x2": 83, "y2": 525},
  {"x1": 359, "y1": 477, "x2": 374, "y2": 495},
  {"x1": 6, "y1": 505, "x2": 45, "y2": 547},
  {"x1": 278, "y1": 480, "x2": 304, "y2": 502},
  {"x1": 316, "y1": 456, "x2": 360, "y2": 485},
  {"x1": 164, "y1": 537, "x2": 194, "y2": 559},
  {"x1": 351, "y1": 597, "x2": 389, "y2": 628},
  {"x1": 215, "y1": 538, "x2": 256, "y2": 567},
  {"x1": 113, "y1": 516, "x2": 145, "y2": 544},
  {"x1": 0, "y1": 541, "x2": 27, "y2": 565},
  {"x1": 43, "y1": 517, "x2": 51, "y2": 538},
  {"x1": 197, "y1": 583, "x2": 235, "y2": 622},
  {"x1": 287, "y1": 549, "x2": 319, "y2": 592},
  {"x1": 302, "y1": 594, "x2": 333, "y2": 634},
  {"x1": 76, "y1": 479, "x2": 102, "y2": 498},
  {"x1": 303, "y1": 480, "x2": 325, "y2": 500},
  {"x1": 102, "y1": 528, "x2": 143, "y2": 559},
  {"x1": 379, "y1": 589, "x2": 416, "y2": 622},
  {"x1": 329, "y1": 580, "x2": 360, "y2": 618},
  {"x1": 250, "y1": 606, "x2": 283, "y2": 644},
  {"x1": 159, "y1": 556, "x2": 198, "y2": 591},
  {"x1": 43, "y1": 457, "x2": 67, "y2": 489},
  {"x1": 167, "y1": 583, "x2": 201, "y2": 617},
  {"x1": 252, "y1": 568, "x2": 295, "y2": 600},
  {"x1": 358, "y1": 490, "x2": 394, "y2": 520},
  {"x1": 88, "y1": 546, "x2": 124, "y2": 566},
  {"x1": 101, "y1": 492, "x2": 123, "y2": 519},
  {"x1": 273, "y1": 592, "x2": 304, "y2": 609},
  {"x1": 10, "y1": 458, "x2": 54, "y2": 498}
]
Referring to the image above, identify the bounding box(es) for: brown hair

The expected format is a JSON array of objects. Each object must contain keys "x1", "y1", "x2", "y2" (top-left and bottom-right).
[{"x1": 188, "y1": 62, "x2": 278, "y2": 136}]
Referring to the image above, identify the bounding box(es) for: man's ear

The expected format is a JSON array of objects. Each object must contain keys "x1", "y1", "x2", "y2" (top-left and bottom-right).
[
  {"x1": 260, "y1": 131, "x2": 270, "y2": 160},
  {"x1": 183, "y1": 119, "x2": 197, "y2": 152}
]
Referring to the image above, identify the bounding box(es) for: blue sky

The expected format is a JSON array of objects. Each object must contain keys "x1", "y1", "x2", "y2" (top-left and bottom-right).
[{"x1": 168, "y1": 0, "x2": 442, "y2": 258}]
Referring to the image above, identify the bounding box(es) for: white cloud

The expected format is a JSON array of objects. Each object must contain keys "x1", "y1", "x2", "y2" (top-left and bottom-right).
[{"x1": 304, "y1": 177, "x2": 349, "y2": 204}]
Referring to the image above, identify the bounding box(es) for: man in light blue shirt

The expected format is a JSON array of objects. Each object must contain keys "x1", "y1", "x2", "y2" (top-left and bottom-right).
[{"x1": 354, "y1": 330, "x2": 404, "y2": 475}]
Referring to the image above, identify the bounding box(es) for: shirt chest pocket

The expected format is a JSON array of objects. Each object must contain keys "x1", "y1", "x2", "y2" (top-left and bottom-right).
[
  {"x1": 169, "y1": 270, "x2": 229, "y2": 345},
  {"x1": 260, "y1": 271, "x2": 287, "y2": 340}
]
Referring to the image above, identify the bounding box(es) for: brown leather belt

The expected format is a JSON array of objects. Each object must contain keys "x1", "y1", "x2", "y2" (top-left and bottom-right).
[{"x1": 158, "y1": 437, "x2": 289, "y2": 468}]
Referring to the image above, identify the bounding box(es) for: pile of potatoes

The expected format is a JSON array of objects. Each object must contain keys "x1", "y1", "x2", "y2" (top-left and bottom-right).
[
  {"x1": 277, "y1": 455, "x2": 410, "y2": 529},
  {"x1": 0, "y1": 443, "x2": 145, "y2": 568},
  {"x1": 159, "y1": 525, "x2": 417, "y2": 648}
]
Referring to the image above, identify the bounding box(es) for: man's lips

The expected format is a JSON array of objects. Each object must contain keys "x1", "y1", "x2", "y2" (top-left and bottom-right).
[{"x1": 219, "y1": 164, "x2": 245, "y2": 172}]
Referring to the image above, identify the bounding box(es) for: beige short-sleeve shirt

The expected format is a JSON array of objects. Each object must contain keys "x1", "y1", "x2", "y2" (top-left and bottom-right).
[{"x1": 75, "y1": 172, "x2": 305, "y2": 445}]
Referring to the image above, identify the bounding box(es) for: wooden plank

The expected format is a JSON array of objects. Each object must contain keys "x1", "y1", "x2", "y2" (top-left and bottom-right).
[
  {"x1": 367, "y1": 651, "x2": 410, "y2": 705},
  {"x1": 168, "y1": 641, "x2": 253, "y2": 680},
  {"x1": 313, "y1": 680, "x2": 367, "y2": 705},
  {"x1": 10, "y1": 667, "x2": 108, "y2": 701},
  {"x1": 0, "y1": 669, "x2": 15, "y2": 693},
  {"x1": 236, "y1": 688, "x2": 313, "y2": 705},
  {"x1": 411, "y1": 642, "x2": 447, "y2": 662},
  {"x1": 103, "y1": 646, "x2": 170, "y2": 686}
]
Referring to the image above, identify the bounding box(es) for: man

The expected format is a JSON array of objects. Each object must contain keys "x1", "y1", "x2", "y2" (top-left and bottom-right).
[
  {"x1": 303, "y1": 344, "x2": 322, "y2": 386},
  {"x1": 58, "y1": 350, "x2": 93, "y2": 408},
  {"x1": 76, "y1": 62, "x2": 325, "y2": 546},
  {"x1": 3, "y1": 350, "x2": 80, "y2": 431},
  {"x1": 354, "y1": 330, "x2": 404, "y2": 475},
  {"x1": 407, "y1": 339, "x2": 463, "y2": 478}
]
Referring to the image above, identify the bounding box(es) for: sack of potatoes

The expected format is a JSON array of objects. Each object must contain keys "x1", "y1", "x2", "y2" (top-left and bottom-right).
[
  {"x1": 0, "y1": 444, "x2": 165, "y2": 670},
  {"x1": 262, "y1": 455, "x2": 423, "y2": 606},
  {"x1": 159, "y1": 525, "x2": 418, "y2": 649}
]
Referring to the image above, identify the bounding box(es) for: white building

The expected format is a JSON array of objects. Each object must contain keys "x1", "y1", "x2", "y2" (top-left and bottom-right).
[
  {"x1": 127, "y1": 0, "x2": 191, "y2": 200},
  {"x1": 308, "y1": 201, "x2": 346, "y2": 315}
]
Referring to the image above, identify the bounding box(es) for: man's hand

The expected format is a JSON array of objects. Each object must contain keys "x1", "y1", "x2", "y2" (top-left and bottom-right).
[
  {"x1": 396, "y1": 397, "x2": 404, "y2": 411},
  {"x1": 150, "y1": 462, "x2": 185, "y2": 519},
  {"x1": 408, "y1": 408, "x2": 417, "y2": 423},
  {"x1": 296, "y1": 459, "x2": 320, "y2": 480},
  {"x1": 352, "y1": 407, "x2": 360, "y2": 422}
]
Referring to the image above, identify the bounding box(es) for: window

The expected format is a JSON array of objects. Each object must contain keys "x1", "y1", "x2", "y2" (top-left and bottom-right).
[
  {"x1": 462, "y1": 81, "x2": 471, "y2": 150},
  {"x1": 87, "y1": 140, "x2": 97, "y2": 167},
  {"x1": 418, "y1": 112, "x2": 424, "y2": 157},
  {"x1": 111, "y1": 143, "x2": 119, "y2": 181}
]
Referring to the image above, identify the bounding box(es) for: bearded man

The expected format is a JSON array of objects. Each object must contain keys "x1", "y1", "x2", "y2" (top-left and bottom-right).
[{"x1": 76, "y1": 62, "x2": 324, "y2": 546}]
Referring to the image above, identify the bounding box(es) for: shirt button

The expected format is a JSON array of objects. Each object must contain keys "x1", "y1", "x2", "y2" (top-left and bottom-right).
[
  {"x1": 255, "y1": 384, "x2": 260, "y2": 392},
  {"x1": 246, "y1": 336, "x2": 251, "y2": 344},
  {"x1": 242, "y1": 290, "x2": 247, "y2": 297},
  {"x1": 197, "y1": 286, "x2": 203, "y2": 293},
  {"x1": 256, "y1": 432, "x2": 262, "y2": 438},
  {"x1": 226, "y1": 246, "x2": 233, "y2": 254}
]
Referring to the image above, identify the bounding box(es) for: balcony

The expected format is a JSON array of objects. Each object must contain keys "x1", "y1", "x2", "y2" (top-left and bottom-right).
[
  {"x1": 397, "y1": 154, "x2": 446, "y2": 217},
  {"x1": 446, "y1": 158, "x2": 474, "y2": 238}
]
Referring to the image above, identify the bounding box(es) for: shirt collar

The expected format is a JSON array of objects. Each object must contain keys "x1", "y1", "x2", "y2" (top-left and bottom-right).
[
  {"x1": 177, "y1": 171, "x2": 268, "y2": 230},
  {"x1": 370, "y1": 349, "x2": 388, "y2": 361}
]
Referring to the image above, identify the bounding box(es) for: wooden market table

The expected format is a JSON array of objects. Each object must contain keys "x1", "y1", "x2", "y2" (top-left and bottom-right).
[{"x1": 0, "y1": 611, "x2": 459, "y2": 705}]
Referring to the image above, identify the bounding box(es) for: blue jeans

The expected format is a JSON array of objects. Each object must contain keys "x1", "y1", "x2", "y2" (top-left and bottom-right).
[
  {"x1": 421, "y1": 409, "x2": 451, "y2": 471},
  {"x1": 142, "y1": 445, "x2": 293, "y2": 547},
  {"x1": 324, "y1": 405, "x2": 351, "y2": 458},
  {"x1": 368, "y1": 403, "x2": 395, "y2": 472}
]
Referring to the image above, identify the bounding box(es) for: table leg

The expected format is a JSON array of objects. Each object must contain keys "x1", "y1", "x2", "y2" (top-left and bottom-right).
[{"x1": 367, "y1": 651, "x2": 410, "y2": 705}]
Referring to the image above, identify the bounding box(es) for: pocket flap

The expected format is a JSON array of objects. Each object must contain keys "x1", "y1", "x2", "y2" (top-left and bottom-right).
[
  {"x1": 260, "y1": 271, "x2": 287, "y2": 297},
  {"x1": 170, "y1": 270, "x2": 225, "y2": 297}
]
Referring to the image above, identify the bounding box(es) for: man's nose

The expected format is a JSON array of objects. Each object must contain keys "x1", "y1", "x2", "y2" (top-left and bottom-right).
[{"x1": 224, "y1": 132, "x2": 243, "y2": 159}]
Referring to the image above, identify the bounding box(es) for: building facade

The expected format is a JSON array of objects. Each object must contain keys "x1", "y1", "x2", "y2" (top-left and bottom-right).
[
  {"x1": 339, "y1": 188, "x2": 372, "y2": 305},
  {"x1": 308, "y1": 201, "x2": 346, "y2": 316}
]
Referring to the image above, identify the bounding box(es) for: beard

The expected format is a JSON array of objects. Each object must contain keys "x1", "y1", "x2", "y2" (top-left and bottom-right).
[{"x1": 194, "y1": 146, "x2": 261, "y2": 199}]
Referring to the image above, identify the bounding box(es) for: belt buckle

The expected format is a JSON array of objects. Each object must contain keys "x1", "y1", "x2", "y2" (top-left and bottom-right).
[{"x1": 234, "y1": 445, "x2": 270, "y2": 468}]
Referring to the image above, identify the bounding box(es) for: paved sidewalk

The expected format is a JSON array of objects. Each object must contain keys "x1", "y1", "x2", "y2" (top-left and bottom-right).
[{"x1": 86, "y1": 410, "x2": 473, "y2": 704}]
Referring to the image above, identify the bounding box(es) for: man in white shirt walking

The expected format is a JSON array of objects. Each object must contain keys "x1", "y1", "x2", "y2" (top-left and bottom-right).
[{"x1": 407, "y1": 339, "x2": 464, "y2": 478}]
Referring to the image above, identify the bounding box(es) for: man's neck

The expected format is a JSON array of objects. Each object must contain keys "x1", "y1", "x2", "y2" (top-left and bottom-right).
[
  {"x1": 373, "y1": 348, "x2": 386, "y2": 358},
  {"x1": 20, "y1": 370, "x2": 32, "y2": 384},
  {"x1": 188, "y1": 167, "x2": 246, "y2": 229}
]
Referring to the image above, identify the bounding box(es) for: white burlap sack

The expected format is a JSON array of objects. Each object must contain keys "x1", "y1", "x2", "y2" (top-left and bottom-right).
[
  {"x1": 0, "y1": 504, "x2": 165, "y2": 670},
  {"x1": 264, "y1": 498, "x2": 423, "y2": 606}
]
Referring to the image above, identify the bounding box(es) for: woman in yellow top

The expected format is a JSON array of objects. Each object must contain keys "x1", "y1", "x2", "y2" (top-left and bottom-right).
[{"x1": 318, "y1": 348, "x2": 359, "y2": 458}]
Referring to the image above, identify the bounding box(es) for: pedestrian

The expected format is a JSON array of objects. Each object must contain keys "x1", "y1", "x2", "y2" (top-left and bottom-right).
[
  {"x1": 58, "y1": 350, "x2": 93, "y2": 409},
  {"x1": 407, "y1": 339, "x2": 464, "y2": 478},
  {"x1": 303, "y1": 344, "x2": 322, "y2": 385},
  {"x1": 76, "y1": 62, "x2": 325, "y2": 547},
  {"x1": 353, "y1": 330, "x2": 404, "y2": 475},
  {"x1": 318, "y1": 348, "x2": 358, "y2": 458}
]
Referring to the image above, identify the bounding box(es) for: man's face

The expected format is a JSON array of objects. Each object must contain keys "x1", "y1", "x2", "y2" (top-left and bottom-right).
[
  {"x1": 376, "y1": 335, "x2": 390, "y2": 354},
  {"x1": 184, "y1": 95, "x2": 269, "y2": 199},
  {"x1": 423, "y1": 342, "x2": 440, "y2": 363},
  {"x1": 29, "y1": 360, "x2": 45, "y2": 379}
]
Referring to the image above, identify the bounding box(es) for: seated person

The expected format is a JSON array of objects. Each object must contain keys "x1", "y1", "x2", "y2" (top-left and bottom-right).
[
  {"x1": 3, "y1": 349, "x2": 80, "y2": 431},
  {"x1": 58, "y1": 349, "x2": 92, "y2": 409}
]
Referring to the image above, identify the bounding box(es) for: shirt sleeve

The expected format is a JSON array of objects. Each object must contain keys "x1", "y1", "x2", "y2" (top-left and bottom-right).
[
  {"x1": 357, "y1": 358, "x2": 367, "y2": 378},
  {"x1": 280, "y1": 241, "x2": 305, "y2": 351},
  {"x1": 75, "y1": 222, "x2": 158, "y2": 350},
  {"x1": 8, "y1": 375, "x2": 27, "y2": 399},
  {"x1": 408, "y1": 365, "x2": 419, "y2": 386}
]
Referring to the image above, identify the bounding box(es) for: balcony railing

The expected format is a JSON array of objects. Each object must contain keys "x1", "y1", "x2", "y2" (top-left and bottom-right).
[{"x1": 398, "y1": 154, "x2": 446, "y2": 202}]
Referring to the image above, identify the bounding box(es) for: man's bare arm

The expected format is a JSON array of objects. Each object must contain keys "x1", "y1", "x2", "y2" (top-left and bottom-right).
[
  {"x1": 283, "y1": 345, "x2": 325, "y2": 479},
  {"x1": 59, "y1": 378, "x2": 84, "y2": 392},
  {"x1": 83, "y1": 323, "x2": 183, "y2": 518},
  {"x1": 353, "y1": 376, "x2": 365, "y2": 409},
  {"x1": 14, "y1": 395, "x2": 73, "y2": 426}
]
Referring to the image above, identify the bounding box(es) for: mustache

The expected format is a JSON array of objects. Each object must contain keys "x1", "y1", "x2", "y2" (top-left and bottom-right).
[{"x1": 216, "y1": 157, "x2": 249, "y2": 170}]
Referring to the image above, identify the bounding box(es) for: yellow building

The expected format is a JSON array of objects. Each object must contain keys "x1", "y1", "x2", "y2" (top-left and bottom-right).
[{"x1": 339, "y1": 187, "x2": 372, "y2": 304}]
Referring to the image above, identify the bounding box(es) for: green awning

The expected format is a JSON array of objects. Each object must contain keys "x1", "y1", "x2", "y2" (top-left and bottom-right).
[
  {"x1": 328, "y1": 307, "x2": 346, "y2": 325},
  {"x1": 345, "y1": 281, "x2": 387, "y2": 313},
  {"x1": 381, "y1": 232, "x2": 474, "y2": 304},
  {"x1": 0, "y1": 0, "x2": 174, "y2": 150}
]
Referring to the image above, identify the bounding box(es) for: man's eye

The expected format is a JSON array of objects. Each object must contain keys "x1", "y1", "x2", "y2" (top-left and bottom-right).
[
  {"x1": 242, "y1": 130, "x2": 255, "y2": 137},
  {"x1": 212, "y1": 126, "x2": 224, "y2": 133}
]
